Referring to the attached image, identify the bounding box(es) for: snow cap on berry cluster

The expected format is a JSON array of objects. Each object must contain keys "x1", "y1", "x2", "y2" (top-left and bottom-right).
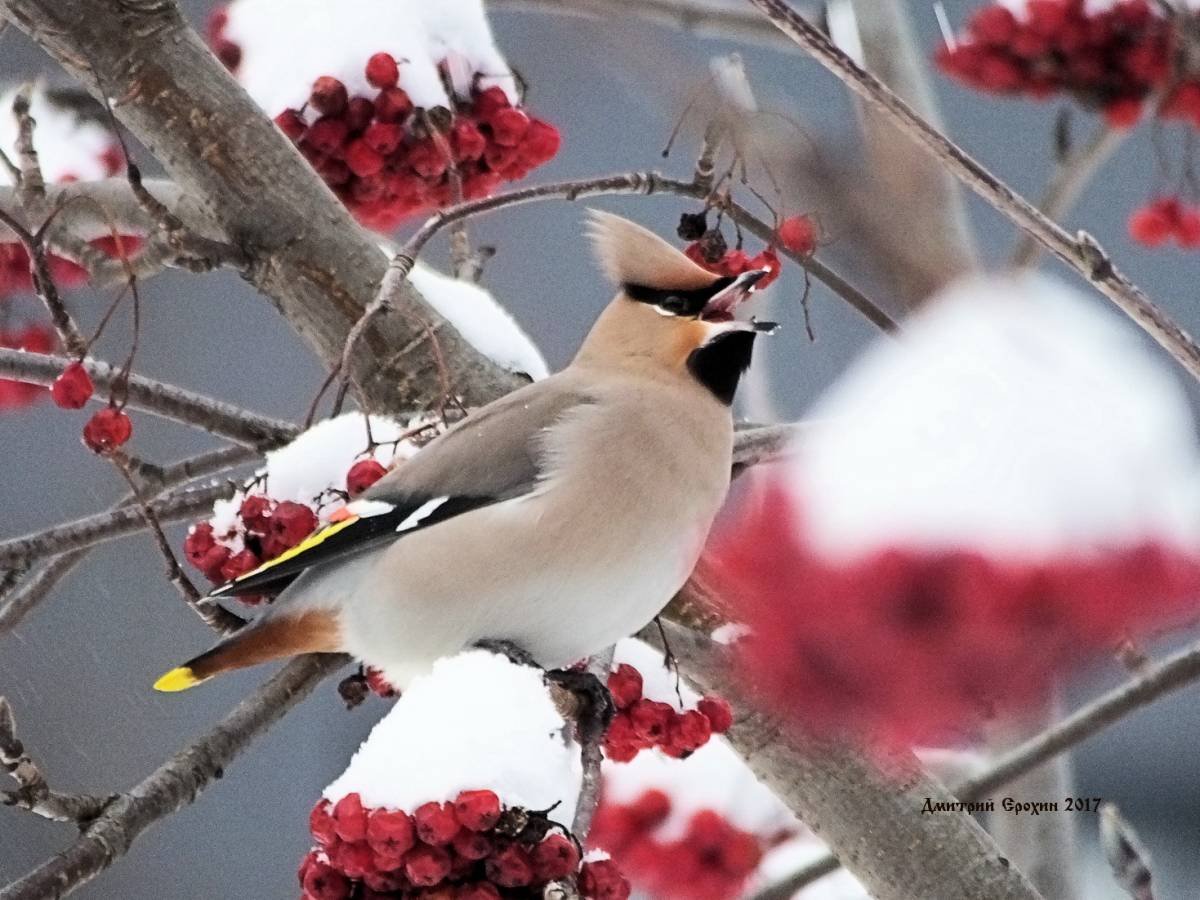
[
  {"x1": 325, "y1": 650, "x2": 582, "y2": 820},
  {"x1": 221, "y1": 0, "x2": 517, "y2": 117},
  {"x1": 406, "y1": 260, "x2": 550, "y2": 380},
  {"x1": 208, "y1": 412, "x2": 431, "y2": 540},
  {"x1": 792, "y1": 272, "x2": 1200, "y2": 561},
  {"x1": 0, "y1": 84, "x2": 120, "y2": 186}
]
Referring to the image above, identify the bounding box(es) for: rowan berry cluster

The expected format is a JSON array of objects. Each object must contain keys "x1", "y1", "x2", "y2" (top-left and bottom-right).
[{"x1": 603, "y1": 664, "x2": 733, "y2": 762}]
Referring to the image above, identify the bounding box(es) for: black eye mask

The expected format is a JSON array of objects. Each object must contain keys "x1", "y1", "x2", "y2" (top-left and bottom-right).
[{"x1": 622, "y1": 277, "x2": 736, "y2": 317}]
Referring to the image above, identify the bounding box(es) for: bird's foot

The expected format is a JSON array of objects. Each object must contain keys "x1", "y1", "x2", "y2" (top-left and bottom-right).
[
  {"x1": 545, "y1": 668, "x2": 615, "y2": 744},
  {"x1": 474, "y1": 639, "x2": 541, "y2": 670}
]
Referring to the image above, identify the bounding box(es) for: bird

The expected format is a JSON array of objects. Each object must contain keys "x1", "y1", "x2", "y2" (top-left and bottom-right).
[{"x1": 154, "y1": 211, "x2": 775, "y2": 693}]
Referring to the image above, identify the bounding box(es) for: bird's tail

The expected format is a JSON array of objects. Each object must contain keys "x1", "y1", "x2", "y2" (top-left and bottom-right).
[{"x1": 153, "y1": 609, "x2": 342, "y2": 692}]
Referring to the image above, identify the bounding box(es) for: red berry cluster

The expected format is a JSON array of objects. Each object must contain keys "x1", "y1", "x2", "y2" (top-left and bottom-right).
[
  {"x1": 183, "y1": 456, "x2": 391, "y2": 604},
  {"x1": 0, "y1": 235, "x2": 142, "y2": 298},
  {"x1": 208, "y1": 17, "x2": 560, "y2": 231},
  {"x1": 1128, "y1": 196, "x2": 1200, "y2": 248},
  {"x1": 301, "y1": 790, "x2": 628, "y2": 900},
  {"x1": 589, "y1": 790, "x2": 765, "y2": 900},
  {"x1": 936, "y1": 0, "x2": 1170, "y2": 126},
  {"x1": 0, "y1": 324, "x2": 55, "y2": 410},
  {"x1": 683, "y1": 242, "x2": 781, "y2": 289},
  {"x1": 603, "y1": 664, "x2": 733, "y2": 763}
]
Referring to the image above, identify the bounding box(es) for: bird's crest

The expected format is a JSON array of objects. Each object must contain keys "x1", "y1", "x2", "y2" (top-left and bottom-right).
[{"x1": 586, "y1": 210, "x2": 717, "y2": 292}]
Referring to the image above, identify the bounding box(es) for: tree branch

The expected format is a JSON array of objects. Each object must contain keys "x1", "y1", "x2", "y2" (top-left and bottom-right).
[
  {"x1": 0, "y1": 349, "x2": 297, "y2": 448},
  {"x1": 0, "y1": 654, "x2": 348, "y2": 900},
  {"x1": 745, "y1": 0, "x2": 1200, "y2": 380},
  {"x1": 0, "y1": 0, "x2": 524, "y2": 415}
]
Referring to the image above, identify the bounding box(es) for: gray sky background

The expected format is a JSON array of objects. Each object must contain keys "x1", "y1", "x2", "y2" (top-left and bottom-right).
[{"x1": 2, "y1": 1, "x2": 1199, "y2": 897}]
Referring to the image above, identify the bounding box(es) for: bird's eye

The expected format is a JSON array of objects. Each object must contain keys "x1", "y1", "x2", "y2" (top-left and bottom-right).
[{"x1": 660, "y1": 295, "x2": 689, "y2": 315}]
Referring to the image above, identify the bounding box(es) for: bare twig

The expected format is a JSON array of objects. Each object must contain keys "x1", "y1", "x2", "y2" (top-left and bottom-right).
[
  {"x1": 0, "y1": 349, "x2": 297, "y2": 448},
  {"x1": 1012, "y1": 124, "x2": 1127, "y2": 268},
  {"x1": 1, "y1": 697, "x2": 113, "y2": 824},
  {"x1": 0, "y1": 482, "x2": 232, "y2": 569},
  {"x1": 0, "y1": 654, "x2": 349, "y2": 900},
  {"x1": 11, "y1": 84, "x2": 45, "y2": 204},
  {"x1": 572, "y1": 646, "x2": 615, "y2": 840},
  {"x1": 1099, "y1": 804, "x2": 1155, "y2": 900},
  {"x1": 746, "y1": 0, "x2": 1200, "y2": 380}
]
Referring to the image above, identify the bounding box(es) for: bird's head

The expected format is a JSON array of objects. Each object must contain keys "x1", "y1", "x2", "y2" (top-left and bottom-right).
[{"x1": 576, "y1": 210, "x2": 776, "y2": 405}]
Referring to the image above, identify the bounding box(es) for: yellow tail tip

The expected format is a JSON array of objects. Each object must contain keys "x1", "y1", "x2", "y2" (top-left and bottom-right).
[{"x1": 154, "y1": 666, "x2": 201, "y2": 693}]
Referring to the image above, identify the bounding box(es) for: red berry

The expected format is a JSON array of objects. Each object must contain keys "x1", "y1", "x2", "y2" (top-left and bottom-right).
[
  {"x1": 366, "y1": 52, "x2": 400, "y2": 89},
  {"x1": 311, "y1": 76, "x2": 349, "y2": 116},
  {"x1": 365, "y1": 667, "x2": 398, "y2": 697},
  {"x1": 368, "y1": 808, "x2": 416, "y2": 859},
  {"x1": 405, "y1": 844, "x2": 452, "y2": 886},
  {"x1": 457, "y1": 883, "x2": 501, "y2": 900},
  {"x1": 629, "y1": 788, "x2": 671, "y2": 827},
  {"x1": 310, "y1": 799, "x2": 339, "y2": 847},
  {"x1": 532, "y1": 833, "x2": 580, "y2": 882},
  {"x1": 414, "y1": 801, "x2": 460, "y2": 845},
  {"x1": 462, "y1": 169, "x2": 501, "y2": 200},
  {"x1": 1177, "y1": 207, "x2": 1200, "y2": 248},
  {"x1": 485, "y1": 843, "x2": 534, "y2": 887},
  {"x1": 183, "y1": 523, "x2": 216, "y2": 567},
  {"x1": 304, "y1": 116, "x2": 350, "y2": 155},
  {"x1": 969, "y1": 6, "x2": 1018, "y2": 45},
  {"x1": 302, "y1": 859, "x2": 352, "y2": 900},
  {"x1": 271, "y1": 501, "x2": 318, "y2": 549},
  {"x1": 345, "y1": 140, "x2": 385, "y2": 178},
  {"x1": 375, "y1": 87, "x2": 414, "y2": 122},
  {"x1": 518, "y1": 119, "x2": 561, "y2": 166},
  {"x1": 607, "y1": 665, "x2": 643, "y2": 710},
  {"x1": 346, "y1": 97, "x2": 376, "y2": 134},
  {"x1": 408, "y1": 138, "x2": 449, "y2": 179},
  {"x1": 488, "y1": 108, "x2": 530, "y2": 147},
  {"x1": 777, "y1": 215, "x2": 816, "y2": 255},
  {"x1": 331, "y1": 840, "x2": 376, "y2": 879},
  {"x1": 333, "y1": 792, "x2": 368, "y2": 843},
  {"x1": 452, "y1": 828, "x2": 493, "y2": 860},
  {"x1": 239, "y1": 494, "x2": 273, "y2": 534},
  {"x1": 219, "y1": 548, "x2": 260, "y2": 582},
  {"x1": 274, "y1": 109, "x2": 306, "y2": 141},
  {"x1": 473, "y1": 86, "x2": 510, "y2": 117},
  {"x1": 603, "y1": 714, "x2": 642, "y2": 762},
  {"x1": 196, "y1": 544, "x2": 231, "y2": 581},
  {"x1": 579, "y1": 860, "x2": 630, "y2": 900},
  {"x1": 1129, "y1": 201, "x2": 1175, "y2": 247},
  {"x1": 629, "y1": 699, "x2": 674, "y2": 743},
  {"x1": 667, "y1": 709, "x2": 713, "y2": 756},
  {"x1": 451, "y1": 120, "x2": 487, "y2": 162},
  {"x1": 50, "y1": 361, "x2": 93, "y2": 409},
  {"x1": 214, "y1": 40, "x2": 241, "y2": 71},
  {"x1": 454, "y1": 790, "x2": 501, "y2": 832},
  {"x1": 697, "y1": 696, "x2": 734, "y2": 733},
  {"x1": 362, "y1": 122, "x2": 403, "y2": 157},
  {"x1": 82, "y1": 406, "x2": 132, "y2": 454},
  {"x1": 362, "y1": 869, "x2": 408, "y2": 892}
]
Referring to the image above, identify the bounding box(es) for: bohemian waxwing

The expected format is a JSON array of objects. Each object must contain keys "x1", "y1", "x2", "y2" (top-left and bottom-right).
[{"x1": 155, "y1": 211, "x2": 774, "y2": 692}]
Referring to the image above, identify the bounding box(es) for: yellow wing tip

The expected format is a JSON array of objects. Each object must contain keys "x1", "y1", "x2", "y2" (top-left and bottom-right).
[{"x1": 154, "y1": 666, "x2": 201, "y2": 693}]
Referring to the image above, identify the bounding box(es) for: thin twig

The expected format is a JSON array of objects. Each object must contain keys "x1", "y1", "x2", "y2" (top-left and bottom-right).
[
  {"x1": 0, "y1": 654, "x2": 348, "y2": 900},
  {"x1": 572, "y1": 646, "x2": 615, "y2": 840},
  {"x1": 1099, "y1": 804, "x2": 1155, "y2": 900},
  {"x1": 0, "y1": 206, "x2": 87, "y2": 356},
  {"x1": 0, "y1": 348, "x2": 297, "y2": 448},
  {"x1": 746, "y1": 0, "x2": 1200, "y2": 380},
  {"x1": 1, "y1": 697, "x2": 113, "y2": 824},
  {"x1": 11, "y1": 84, "x2": 45, "y2": 204}
]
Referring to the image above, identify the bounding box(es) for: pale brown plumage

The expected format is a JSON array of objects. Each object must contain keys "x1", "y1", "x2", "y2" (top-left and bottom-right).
[{"x1": 155, "y1": 211, "x2": 771, "y2": 692}]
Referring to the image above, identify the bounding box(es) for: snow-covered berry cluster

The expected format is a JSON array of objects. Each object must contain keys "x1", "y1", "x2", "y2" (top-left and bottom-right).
[
  {"x1": 209, "y1": 0, "x2": 561, "y2": 232},
  {"x1": 302, "y1": 790, "x2": 620, "y2": 900},
  {"x1": 603, "y1": 662, "x2": 733, "y2": 763},
  {"x1": 712, "y1": 273, "x2": 1200, "y2": 748},
  {"x1": 590, "y1": 791, "x2": 766, "y2": 900},
  {"x1": 302, "y1": 651, "x2": 625, "y2": 900},
  {"x1": 1128, "y1": 195, "x2": 1200, "y2": 247},
  {"x1": 936, "y1": 0, "x2": 1169, "y2": 126},
  {"x1": 184, "y1": 413, "x2": 441, "y2": 604}
]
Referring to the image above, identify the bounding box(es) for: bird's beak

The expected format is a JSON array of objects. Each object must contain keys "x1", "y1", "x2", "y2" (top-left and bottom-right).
[{"x1": 701, "y1": 268, "x2": 771, "y2": 322}]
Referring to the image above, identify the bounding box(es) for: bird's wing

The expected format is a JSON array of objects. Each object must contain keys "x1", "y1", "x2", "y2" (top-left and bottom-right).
[{"x1": 209, "y1": 377, "x2": 591, "y2": 598}]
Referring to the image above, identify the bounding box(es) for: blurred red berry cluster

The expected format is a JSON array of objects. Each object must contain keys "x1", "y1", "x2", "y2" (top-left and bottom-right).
[
  {"x1": 209, "y1": 11, "x2": 559, "y2": 232},
  {"x1": 936, "y1": 0, "x2": 1170, "y2": 127},
  {"x1": 0, "y1": 234, "x2": 142, "y2": 298},
  {"x1": 712, "y1": 483, "x2": 1200, "y2": 749},
  {"x1": 0, "y1": 325, "x2": 55, "y2": 409},
  {"x1": 589, "y1": 789, "x2": 767, "y2": 900},
  {"x1": 603, "y1": 664, "x2": 733, "y2": 762},
  {"x1": 1128, "y1": 196, "x2": 1200, "y2": 247},
  {"x1": 301, "y1": 790, "x2": 628, "y2": 900}
]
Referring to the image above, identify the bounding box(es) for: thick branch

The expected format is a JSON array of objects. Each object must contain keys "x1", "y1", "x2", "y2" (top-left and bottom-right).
[
  {"x1": 0, "y1": 654, "x2": 348, "y2": 900},
  {"x1": 645, "y1": 622, "x2": 1044, "y2": 900},
  {"x1": 0, "y1": 349, "x2": 296, "y2": 448},
  {"x1": 746, "y1": 0, "x2": 1200, "y2": 380},
  {"x1": 0, "y1": 0, "x2": 522, "y2": 414}
]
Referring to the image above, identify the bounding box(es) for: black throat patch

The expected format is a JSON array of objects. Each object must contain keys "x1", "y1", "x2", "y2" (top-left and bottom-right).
[
  {"x1": 686, "y1": 330, "x2": 757, "y2": 405},
  {"x1": 623, "y1": 277, "x2": 734, "y2": 317}
]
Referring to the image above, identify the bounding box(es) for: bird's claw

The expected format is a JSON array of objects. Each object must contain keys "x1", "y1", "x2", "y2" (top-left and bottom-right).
[{"x1": 545, "y1": 668, "x2": 615, "y2": 744}]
